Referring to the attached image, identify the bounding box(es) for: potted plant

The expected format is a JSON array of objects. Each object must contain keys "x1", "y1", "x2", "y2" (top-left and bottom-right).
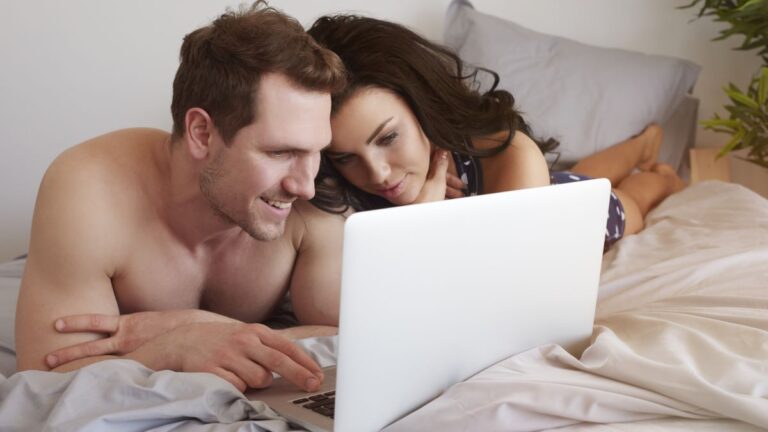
[{"x1": 681, "y1": 0, "x2": 768, "y2": 169}]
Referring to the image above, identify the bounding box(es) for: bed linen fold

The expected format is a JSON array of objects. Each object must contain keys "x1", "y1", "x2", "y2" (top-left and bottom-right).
[
  {"x1": 0, "y1": 336, "x2": 337, "y2": 431},
  {"x1": 1, "y1": 359, "x2": 293, "y2": 431}
]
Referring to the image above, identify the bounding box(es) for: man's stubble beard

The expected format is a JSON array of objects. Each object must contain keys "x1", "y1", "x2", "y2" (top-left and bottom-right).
[{"x1": 199, "y1": 152, "x2": 285, "y2": 242}]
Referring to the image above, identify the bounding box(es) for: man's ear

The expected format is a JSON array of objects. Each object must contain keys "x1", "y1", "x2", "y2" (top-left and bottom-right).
[{"x1": 185, "y1": 108, "x2": 215, "y2": 160}]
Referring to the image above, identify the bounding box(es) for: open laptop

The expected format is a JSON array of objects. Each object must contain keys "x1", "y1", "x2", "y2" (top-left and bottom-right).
[{"x1": 247, "y1": 178, "x2": 610, "y2": 432}]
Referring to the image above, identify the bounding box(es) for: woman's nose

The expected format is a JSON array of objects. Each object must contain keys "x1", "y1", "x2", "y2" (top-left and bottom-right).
[{"x1": 366, "y1": 157, "x2": 391, "y2": 185}]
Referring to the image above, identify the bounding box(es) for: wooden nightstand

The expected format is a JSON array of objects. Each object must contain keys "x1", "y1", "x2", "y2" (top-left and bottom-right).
[
  {"x1": 689, "y1": 148, "x2": 731, "y2": 184},
  {"x1": 690, "y1": 147, "x2": 768, "y2": 198}
]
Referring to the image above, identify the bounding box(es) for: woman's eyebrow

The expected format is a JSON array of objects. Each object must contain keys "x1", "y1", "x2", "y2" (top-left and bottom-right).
[{"x1": 366, "y1": 116, "x2": 394, "y2": 144}]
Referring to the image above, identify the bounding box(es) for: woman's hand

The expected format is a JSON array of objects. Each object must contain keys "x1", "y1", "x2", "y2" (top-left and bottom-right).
[
  {"x1": 445, "y1": 172, "x2": 466, "y2": 199},
  {"x1": 414, "y1": 149, "x2": 450, "y2": 203},
  {"x1": 45, "y1": 310, "x2": 237, "y2": 368}
]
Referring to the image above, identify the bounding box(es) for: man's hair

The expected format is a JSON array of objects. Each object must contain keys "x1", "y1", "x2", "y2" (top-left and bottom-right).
[{"x1": 170, "y1": 1, "x2": 346, "y2": 143}]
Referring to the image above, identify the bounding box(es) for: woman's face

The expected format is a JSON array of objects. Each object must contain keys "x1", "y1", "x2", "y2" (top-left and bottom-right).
[{"x1": 325, "y1": 87, "x2": 432, "y2": 205}]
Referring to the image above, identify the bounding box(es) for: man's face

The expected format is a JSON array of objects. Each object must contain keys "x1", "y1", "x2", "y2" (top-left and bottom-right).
[{"x1": 200, "y1": 73, "x2": 332, "y2": 241}]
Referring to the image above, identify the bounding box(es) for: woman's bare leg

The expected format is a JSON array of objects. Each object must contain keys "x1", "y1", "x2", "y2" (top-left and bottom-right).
[
  {"x1": 570, "y1": 124, "x2": 663, "y2": 186},
  {"x1": 611, "y1": 163, "x2": 686, "y2": 235}
]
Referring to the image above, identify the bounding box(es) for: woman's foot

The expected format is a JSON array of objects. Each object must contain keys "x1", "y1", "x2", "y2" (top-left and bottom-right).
[
  {"x1": 651, "y1": 163, "x2": 686, "y2": 194},
  {"x1": 636, "y1": 124, "x2": 663, "y2": 171}
]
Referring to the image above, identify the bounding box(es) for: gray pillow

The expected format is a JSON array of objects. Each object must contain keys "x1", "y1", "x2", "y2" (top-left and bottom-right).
[{"x1": 444, "y1": 0, "x2": 701, "y2": 166}]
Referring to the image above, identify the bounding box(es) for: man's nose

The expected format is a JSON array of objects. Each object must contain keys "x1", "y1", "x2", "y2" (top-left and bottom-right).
[{"x1": 283, "y1": 155, "x2": 317, "y2": 200}]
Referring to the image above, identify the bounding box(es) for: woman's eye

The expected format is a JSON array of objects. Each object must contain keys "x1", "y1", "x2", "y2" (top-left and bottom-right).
[
  {"x1": 331, "y1": 154, "x2": 354, "y2": 165},
  {"x1": 378, "y1": 132, "x2": 398, "y2": 146}
]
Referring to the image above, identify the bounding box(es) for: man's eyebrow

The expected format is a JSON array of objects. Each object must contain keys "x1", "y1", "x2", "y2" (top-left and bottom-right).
[
  {"x1": 264, "y1": 142, "x2": 330, "y2": 154},
  {"x1": 366, "y1": 117, "x2": 394, "y2": 144}
]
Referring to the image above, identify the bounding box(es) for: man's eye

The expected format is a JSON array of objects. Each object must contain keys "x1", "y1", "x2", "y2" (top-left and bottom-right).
[{"x1": 268, "y1": 150, "x2": 291, "y2": 158}]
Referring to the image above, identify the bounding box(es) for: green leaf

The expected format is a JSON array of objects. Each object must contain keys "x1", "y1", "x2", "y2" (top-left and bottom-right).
[
  {"x1": 738, "y1": 0, "x2": 765, "y2": 10},
  {"x1": 701, "y1": 118, "x2": 742, "y2": 130},
  {"x1": 725, "y1": 86, "x2": 761, "y2": 109},
  {"x1": 760, "y1": 67, "x2": 768, "y2": 105},
  {"x1": 699, "y1": 119, "x2": 741, "y2": 134},
  {"x1": 718, "y1": 128, "x2": 746, "y2": 158},
  {"x1": 677, "y1": 0, "x2": 703, "y2": 11}
]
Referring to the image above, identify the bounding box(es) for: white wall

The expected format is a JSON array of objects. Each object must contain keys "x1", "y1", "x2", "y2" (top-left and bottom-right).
[{"x1": 0, "y1": 0, "x2": 761, "y2": 261}]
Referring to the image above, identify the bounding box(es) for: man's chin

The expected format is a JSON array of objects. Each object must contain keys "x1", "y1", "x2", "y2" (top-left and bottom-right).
[{"x1": 243, "y1": 221, "x2": 285, "y2": 242}]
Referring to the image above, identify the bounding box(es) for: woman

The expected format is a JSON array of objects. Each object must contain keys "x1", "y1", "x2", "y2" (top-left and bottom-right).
[{"x1": 308, "y1": 15, "x2": 685, "y2": 250}]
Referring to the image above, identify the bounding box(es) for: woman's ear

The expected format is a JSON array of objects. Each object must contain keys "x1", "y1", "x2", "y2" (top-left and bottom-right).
[{"x1": 184, "y1": 108, "x2": 214, "y2": 161}]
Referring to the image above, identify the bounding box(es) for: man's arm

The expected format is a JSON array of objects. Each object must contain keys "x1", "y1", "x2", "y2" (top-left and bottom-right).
[
  {"x1": 16, "y1": 149, "x2": 126, "y2": 371},
  {"x1": 287, "y1": 201, "x2": 345, "y2": 327},
  {"x1": 42, "y1": 309, "x2": 239, "y2": 368}
]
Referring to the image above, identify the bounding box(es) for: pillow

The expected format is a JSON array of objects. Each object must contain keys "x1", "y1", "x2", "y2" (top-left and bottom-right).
[{"x1": 444, "y1": 0, "x2": 701, "y2": 167}]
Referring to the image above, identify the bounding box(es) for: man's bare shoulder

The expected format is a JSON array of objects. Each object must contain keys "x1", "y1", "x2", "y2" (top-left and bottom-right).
[
  {"x1": 33, "y1": 128, "x2": 171, "y2": 273},
  {"x1": 49, "y1": 129, "x2": 167, "y2": 206},
  {"x1": 51, "y1": 127, "x2": 168, "y2": 185}
]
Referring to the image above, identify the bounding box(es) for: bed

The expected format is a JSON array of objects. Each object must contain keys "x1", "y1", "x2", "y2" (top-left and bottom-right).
[
  {"x1": 2, "y1": 1, "x2": 767, "y2": 431},
  {"x1": 2, "y1": 179, "x2": 766, "y2": 431}
]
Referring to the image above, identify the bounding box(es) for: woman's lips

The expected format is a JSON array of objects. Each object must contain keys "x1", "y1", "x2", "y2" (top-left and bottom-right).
[{"x1": 377, "y1": 175, "x2": 407, "y2": 200}]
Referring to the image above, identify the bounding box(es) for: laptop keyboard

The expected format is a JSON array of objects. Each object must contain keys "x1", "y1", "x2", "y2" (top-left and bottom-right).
[{"x1": 292, "y1": 390, "x2": 335, "y2": 419}]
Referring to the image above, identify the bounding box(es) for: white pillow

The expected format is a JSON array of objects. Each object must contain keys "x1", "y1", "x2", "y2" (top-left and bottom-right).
[{"x1": 444, "y1": 0, "x2": 701, "y2": 166}]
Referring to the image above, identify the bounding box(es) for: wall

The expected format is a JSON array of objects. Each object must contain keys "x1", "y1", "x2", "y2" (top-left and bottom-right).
[{"x1": 0, "y1": 0, "x2": 762, "y2": 261}]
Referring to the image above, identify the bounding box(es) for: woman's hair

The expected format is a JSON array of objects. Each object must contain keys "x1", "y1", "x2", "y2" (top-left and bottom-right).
[
  {"x1": 170, "y1": 2, "x2": 346, "y2": 144},
  {"x1": 307, "y1": 14, "x2": 558, "y2": 213}
]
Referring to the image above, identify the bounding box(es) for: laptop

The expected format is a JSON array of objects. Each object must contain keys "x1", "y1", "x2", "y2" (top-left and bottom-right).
[{"x1": 247, "y1": 178, "x2": 610, "y2": 432}]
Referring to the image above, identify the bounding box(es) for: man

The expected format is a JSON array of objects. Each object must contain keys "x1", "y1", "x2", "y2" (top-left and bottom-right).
[{"x1": 15, "y1": 3, "x2": 346, "y2": 393}]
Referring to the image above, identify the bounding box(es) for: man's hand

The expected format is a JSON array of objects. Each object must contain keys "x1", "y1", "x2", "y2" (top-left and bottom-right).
[
  {"x1": 130, "y1": 321, "x2": 324, "y2": 393},
  {"x1": 414, "y1": 149, "x2": 450, "y2": 203},
  {"x1": 445, "y1": 172, "x2": 467, "y2": 199},
  {"x1": 275, "y1": 325, "x2": 338, "y2": 341},
  {"x1": 45, "y1": 310, "x2": 237, "y2": 368}
]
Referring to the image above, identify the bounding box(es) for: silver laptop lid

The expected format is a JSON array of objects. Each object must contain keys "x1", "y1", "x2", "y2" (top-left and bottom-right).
[{"x1": 334, "y1": 179, "x2": 610, "y2": 432}]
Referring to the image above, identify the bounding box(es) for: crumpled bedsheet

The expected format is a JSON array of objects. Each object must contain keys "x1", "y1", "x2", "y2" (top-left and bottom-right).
[{"x1": 0, "y1": 337, "x2": 337, "y2": 431}]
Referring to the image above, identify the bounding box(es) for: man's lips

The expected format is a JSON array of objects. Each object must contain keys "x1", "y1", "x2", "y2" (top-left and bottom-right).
[
  {"x1": 260, "y1": 197, "x2": 293, "y2": 209},
  {"x1": 259, "y1": 197, "x2": 293, "y2": 218}
]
